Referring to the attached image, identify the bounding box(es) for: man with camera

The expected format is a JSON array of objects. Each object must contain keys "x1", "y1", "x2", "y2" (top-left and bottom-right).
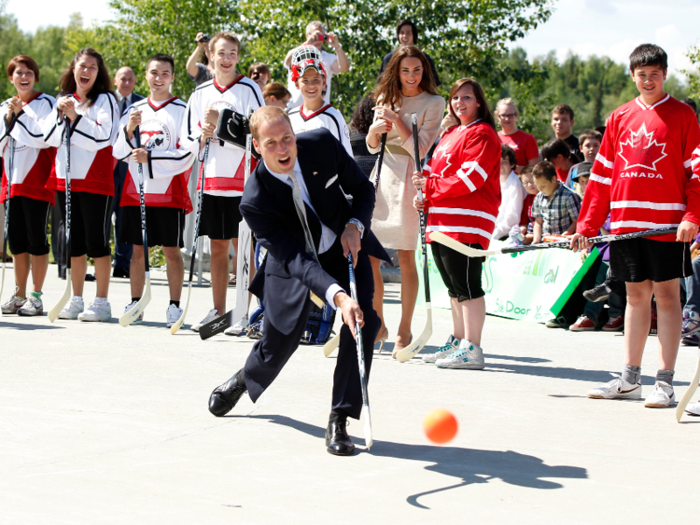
[
  {"x1": 283, "y1": 21, "x2": 349, "y2": 109},
  {"x1": 186, "y1": 32, "x2": 215, "y2": 87}
]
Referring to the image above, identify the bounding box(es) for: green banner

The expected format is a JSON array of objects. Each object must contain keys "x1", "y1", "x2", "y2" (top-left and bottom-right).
[{"x1": 416, "y1": 240, "x2": 599, "y2": 323}]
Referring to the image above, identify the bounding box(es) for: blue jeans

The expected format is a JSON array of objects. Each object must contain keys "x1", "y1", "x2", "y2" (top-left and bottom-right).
[
  {"x1": 584, "y1": 262, "x2": 624, "y2": 322},
  {"x1": 683, "y1": 256, "x2": 700, "y2": 317}
]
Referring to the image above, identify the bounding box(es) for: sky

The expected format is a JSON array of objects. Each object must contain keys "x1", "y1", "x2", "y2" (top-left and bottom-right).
[{"x1": 5, "y1": 0, "x2": 700, "y2": 76}]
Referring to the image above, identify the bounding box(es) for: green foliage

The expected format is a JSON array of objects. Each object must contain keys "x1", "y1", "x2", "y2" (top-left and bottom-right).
[{"x1": 682, "y1": 45, "x2": 700, "y2": 101}]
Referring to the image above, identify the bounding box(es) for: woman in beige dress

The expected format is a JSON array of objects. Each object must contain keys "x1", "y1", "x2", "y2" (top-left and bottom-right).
[{"x1": 367, "y1": 45, "x2": 445, "y2": 356}]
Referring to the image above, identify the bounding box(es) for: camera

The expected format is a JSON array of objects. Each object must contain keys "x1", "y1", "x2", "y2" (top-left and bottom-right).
[
  {"x1": 317, "y1": 34, "x2": 328, "y2": 42},
  {"x1": 198, "y1": 34, "x2": 211, "y2": 43}
]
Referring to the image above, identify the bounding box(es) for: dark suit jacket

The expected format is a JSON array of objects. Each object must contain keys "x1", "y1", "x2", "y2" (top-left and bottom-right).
[
  {"x1": 115, "y1": 93, "x2": 145, "y2": 180},
  {"x1": 241, "y1": 128, "x2": 389, "y2": 335}
]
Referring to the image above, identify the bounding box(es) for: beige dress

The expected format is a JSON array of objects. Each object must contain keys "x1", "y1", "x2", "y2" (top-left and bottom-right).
[{"x1": 367, "y1": 91, "x2": 446, "y2": 250}]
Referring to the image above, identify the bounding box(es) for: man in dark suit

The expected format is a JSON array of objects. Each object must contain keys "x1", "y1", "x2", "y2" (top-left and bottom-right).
[
  {"x1": 112, "y1": 66, "x2": 144, "y2": 278},
  {"x1": 208, "y1": 106, "x2": 389, "y2": 456}
]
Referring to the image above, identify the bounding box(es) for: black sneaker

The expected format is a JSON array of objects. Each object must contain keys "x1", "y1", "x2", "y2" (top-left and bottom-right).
[{"x1": 583, "y1": 284, "x2": 610, "y2": 303}]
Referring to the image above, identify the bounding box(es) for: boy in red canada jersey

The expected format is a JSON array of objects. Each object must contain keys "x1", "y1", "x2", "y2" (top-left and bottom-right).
[{"x1": 572, "y1": 44, "x2": 700, "y2": 408}]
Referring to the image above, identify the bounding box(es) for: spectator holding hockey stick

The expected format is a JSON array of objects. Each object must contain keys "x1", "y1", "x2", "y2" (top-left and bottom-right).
[
  {"x1": 366, "y1": 45, "x2": 444, "y2": 356},
  {"x1": 42, "y1": 48, "x2": 120, "y2": 322},
  {"x1": 412, "y1": 78, "x2": 501, "y2": 370},
  {"x1": 0, "y1": 55, "x2": 56, "y2": 316}
]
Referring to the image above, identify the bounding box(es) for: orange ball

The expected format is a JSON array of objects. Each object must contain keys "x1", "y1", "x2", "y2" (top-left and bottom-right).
[{"x1": 423, "y1": 409, "x2": 458, "y2": 444}]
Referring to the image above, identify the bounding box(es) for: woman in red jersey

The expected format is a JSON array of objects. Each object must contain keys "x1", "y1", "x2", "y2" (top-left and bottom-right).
[{"x1": 412, "y1": 78, "x2": 501, "y2": 370}]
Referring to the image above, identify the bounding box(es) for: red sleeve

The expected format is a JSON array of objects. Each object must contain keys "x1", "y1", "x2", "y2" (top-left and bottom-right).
[
  {"x1": 524, "y1": 133, "x2": 539, "y2": 161},
  {"x1": 577, "y1": 115, "x2": 615, "y2": 236},
  {"x1": 684, "y1": 112, "x2": 700, "y2": 226},
  {"x1": 426, "y1": 129, "x2": 500, "y2": 201},
  {"x1": 520, "y1": 193, "x2": 534, "y2": 226}
]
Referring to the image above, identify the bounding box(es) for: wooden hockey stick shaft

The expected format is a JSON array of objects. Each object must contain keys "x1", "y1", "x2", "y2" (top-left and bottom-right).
[
  {"x1": 676, "y1": 348, "x2": 700, "y2": 422},
  {"x1": 0, "y1": 137, "x2": 15, "y2": 311}
]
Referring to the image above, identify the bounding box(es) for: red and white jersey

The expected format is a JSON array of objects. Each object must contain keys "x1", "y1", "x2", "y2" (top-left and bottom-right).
[
  {"x1": 423, "y1": 120, "x2": 502, "y2": 249},
  {"x1": 113, "y1": 96, "x2": 194, "y2": 213},
  {"x1": 0, "y1": 92, "x2": 56, "y2": 204},
  {"x1": 578, "y1": 95, "x2": 700, "y2": 242},
  {"x1": 43, "y1": 92, "x2": 120, "y2": 196},
  {"x1": 180, "y1": 75, "x2": 263, "y2": 197},
  {"x1": 288, "y1": 104, "x2": 353, "y2": 159}
]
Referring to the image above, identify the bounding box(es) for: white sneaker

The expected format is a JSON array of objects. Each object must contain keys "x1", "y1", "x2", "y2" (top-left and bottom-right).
[
  {"x1": 1, "y1": 292, "x2": 25, "y2": 314},
  {"x1": 423, "y1": 334, "x2": 459, "y2": 363},
  {"x1": 58, "y1": 296, "x2": 84, "y2": 320},
  {"x1": 18, "y1": 295, "x2": 43, "y2": 316},
  {"x1": 685, "y1": 401, "x2": 700, "y2": 416},
  {"x1": 78, "y1": 299, "x2": 111, "y2": 322},
  {"x1": 191, "y1": 308, "x2": 219, "y2": 332},
  {"x1": 123, "y1": 300, "x2": 144, "y2": 324},
  {"x1": 224, "y1": 316, "x2": 249, "y2": 336},
  {"x1": 587, "y1": 373, "x2": 641, "y2": 400},
  {"x1": 166, "y1": 304, "x2": 183, "y2": 328},
  {"x1": 436, "y1": 339, "x2": 485, "y2": 370},
  {"x1": 644, "y1": 381, "x2": 675, "y2": 408}
]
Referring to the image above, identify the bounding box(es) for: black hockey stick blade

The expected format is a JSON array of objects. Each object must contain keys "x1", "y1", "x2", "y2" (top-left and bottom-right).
[{"x1": 199, "y1": 308, "x2": 235, "y2": 340}]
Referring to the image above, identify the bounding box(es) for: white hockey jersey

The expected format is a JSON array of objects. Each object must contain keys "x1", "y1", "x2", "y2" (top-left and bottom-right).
[
  {"x1": 113, "y1": 96, "x2": 194, "y2": 212},
  {"x1": 0, "y1": 92, "x2": 56, "y2": 204},
  {"x1": 288, "y1": 104, "x2": 353, "y2": 159},
  {"x1": 43, "y1": 92, "x2": 120, "y2": 196},
  {"x1": 180, "y1": 75, "x2": 264, "y2": 196}
]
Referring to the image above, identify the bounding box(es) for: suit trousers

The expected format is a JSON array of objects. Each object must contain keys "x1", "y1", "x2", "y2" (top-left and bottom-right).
[
  {"x1": 244, "y1": 241, "x2": 379, "y2": 420},
  {"x1": 112, "y1": 161, "x2": 132, "y2": 270}
]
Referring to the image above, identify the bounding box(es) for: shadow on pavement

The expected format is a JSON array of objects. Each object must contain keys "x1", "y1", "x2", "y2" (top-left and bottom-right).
[
  {"x1": 0, "y1": 321, "x2": 64, "y2": 330},
  {"x1": 243, "y1": 414, "x2": 588, "y2": 509}
]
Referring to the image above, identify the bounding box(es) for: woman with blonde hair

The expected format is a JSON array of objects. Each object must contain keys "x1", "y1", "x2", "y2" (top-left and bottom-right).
[{"x1": 366, "y1": 45, "x2": 445, "y2": 356}]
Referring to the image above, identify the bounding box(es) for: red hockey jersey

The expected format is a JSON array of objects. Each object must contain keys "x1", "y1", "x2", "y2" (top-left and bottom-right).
[
  {"x1": 0, "y1": 92, "x2": 56, "y2": 204},
  {"x1": 43, "y1": 92, "x2": 120, "y2": 197},
  {"x1": 423, "y1": 120, "x2": 502, "y2": 249},
  {"x1": 578, "y1": 95, "x2": 700, "y2": 242},
  {"x1": 113, "y1": 96, "x2": 194, "y2": 213}
]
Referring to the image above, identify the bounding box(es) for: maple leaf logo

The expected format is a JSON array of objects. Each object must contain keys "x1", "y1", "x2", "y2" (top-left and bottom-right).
[
  {"x1": 618, "y1": 123, "x2": 667, "y2": 171},
  {"x1": 434, "y1": 137, "x2": 453, "y2": 176}
]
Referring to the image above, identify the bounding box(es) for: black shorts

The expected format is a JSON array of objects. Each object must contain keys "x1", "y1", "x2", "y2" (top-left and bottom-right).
[
  {"x1": 610, "y1": 237, "x2": 691, "y2": 283},
  {"x1": 56, "y1": 191, "x2": 113, "y2": 258},
  {"x1": 120, "y1": 205, "x2": 186, "y2": 248},
  {"x1": 7, "y1": 196, "x2": 51, "y2": 256},
  {"x1": 198, "y1": 194, "x2": 241, "y2": 240},
  {"x1": 431, "y1": 241, "x2": 485, "y2": 301}
]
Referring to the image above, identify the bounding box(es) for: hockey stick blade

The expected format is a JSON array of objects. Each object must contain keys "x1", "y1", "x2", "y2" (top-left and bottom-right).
[
  {"x1": 48, "y1": 268, "x2": 72, "y2": 322},
  {"x1": 323, "y1": 332, "x2": 340, "y2": 357},
  {"x1": 200, "y1": 308, "x2": 235, "y2": 340},
  {"x1": 119, "y1": 276, "x2": 151, "y2": 327},
  {"x1": 0, "y1": 259, "x2": 6, "y2": 315},
  {"x1": 170, "y1": 282, "x2": 192, "y2": 335},
  {"x1": 676, "y1": 349, "x2": 700, "y2": 423},
  {"x1": 364, "y1": 405, "x2": 373, "y2": 450},
  {"x1": 429, "y1": 231, "x2": 499, "y2": 257},
  {"x1": 395, "y1": 308, "x2": 433, "y2": 362}
]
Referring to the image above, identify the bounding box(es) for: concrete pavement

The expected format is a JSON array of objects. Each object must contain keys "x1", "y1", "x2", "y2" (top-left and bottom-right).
[{"x1": 0, "y1": 265, "x2": 698, "y2": 524}]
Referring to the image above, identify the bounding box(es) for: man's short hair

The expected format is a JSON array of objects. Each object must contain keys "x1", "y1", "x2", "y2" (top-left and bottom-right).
[
  {"x1": 250, "y1": 106, "x2": 293, "y2": 142},
  {"x1": 552, "y1": 104, "x2": 574, "y2": 120},
  {"x1": 147, "y1": 53, "x2": 174, "y2": 73},
  {"x1": 263, "y1": 82, "x2": 290, "y2": 101},
  {"x1": 248, "y1": 62, "x2": 270, "y2": 78},
  {"x1": 541, "y1": 139, "x2": 571, "y2": 162},
  {"x1": 306, "y1": 21, "x2": 325, "y2": 35},
  {"x1": 396, "y1": 19, "x2": 418, "y2": 43},
  {"x1": 501, "y1": 144, "x2": 517, "y2": 167},
  {"x1": 518, "y1": 164, "x2": 535, "y2": 181},
  {"x1": 7, "y1": 55, "x2": 40, "y2": 82},
  {"x1": 629, "y1": 44, "x2": 668, "y2": 73},
  {"x1": 533, "y1": 161, "x2": 557, "y2": 182},
  {"x1": 209, "y1": 32, "x2": 240, "y2": 54},
  {"x1": 578, "y1": 129, "x2": 603, "y2": 146}
]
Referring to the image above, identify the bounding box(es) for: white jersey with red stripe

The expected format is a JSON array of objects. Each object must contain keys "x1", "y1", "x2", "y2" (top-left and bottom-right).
[
  {"x1": 0, "y1": 92, "x2": 56, "y2": 204},
  {"x1": 578, "y1": 95, "x2": 700, "y2": 242},
  {"x1": 180, "y1": 75, "x2": 264, "y2": 197},
  {"x1": 43, "y1": 92, "x2": 120, "y2": 197},
  {"x1": 113, "y1": 96, "x2": 194, "y2": 213},
  {"x1": 288, "y1": 104, "x2": 353, "y2": 159},
  {"x1": 423, "y1": 120, "x2": 501, "y2": 249}
]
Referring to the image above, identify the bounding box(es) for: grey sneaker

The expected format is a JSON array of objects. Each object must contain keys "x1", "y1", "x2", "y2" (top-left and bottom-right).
[
  {"x1": 545, "y1": 316, "x2": 567, "y2": 328},
  {"x1": 191, "y1": 308, "x2": 219, "y2": 332},
  {"x1": 78, "y1": 300, "x2": 111, "y2": 322},
  {"x1": 58, "y1": 296, "x2": 84, "y2": 320},
  {"x1": 18, "y1": 296, "x2": 43, "y2": 316},
  {"x1": 1, "y1": 292, "x2": 25, "y2": 314},
  {"x1": 423, "y1": 335, "x2": 459, "y2": 363},
  {"x1": 583, "y1": 284, "x2": 611, "y2": 303},
  {"x1": 682, "y1": 311, "x2": 700, "y2": 337},
  {"x1": 123, "y1": 300, "x2": 144, "y2": 324},
  {"x1": 435, "y1": 339, "x2": 485, "y2": 370}
]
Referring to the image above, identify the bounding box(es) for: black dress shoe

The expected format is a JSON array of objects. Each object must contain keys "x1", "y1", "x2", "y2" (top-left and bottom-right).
[
  {"x1": 112, "y1": 267, "x2": 129, "y2": 278},
  {"x1": 325, "y1": 414, "x2": 355, "y2": 456},
  {"x1": 209, "y1": 369, "x2": 248, "y2": 417},
  {"x1": 85, "y1": 273, "x2": 96, "y2": 282}
]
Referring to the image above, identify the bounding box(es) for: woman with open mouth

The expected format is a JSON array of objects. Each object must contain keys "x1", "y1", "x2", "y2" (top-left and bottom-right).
[{"x1": 42, "y1": 48, "x2": 121, "y2": 323}]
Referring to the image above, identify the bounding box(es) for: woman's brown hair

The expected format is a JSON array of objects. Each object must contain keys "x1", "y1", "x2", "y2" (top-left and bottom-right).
[
  {"x1": 263, "y1": 82, "x2": 290, "y2": 101},
  {"x1": 447, "y1": 78, "x2": 496, "y2": 131},
  {"x1": 7, "y1": 55, "x2": 40, "y2": 82},
  {"x1": 373, "y1": 46, "x2": 437, "y2": 110},
  {"x1": 59, "y1": 48, "x2": 114, "y2": 108}
]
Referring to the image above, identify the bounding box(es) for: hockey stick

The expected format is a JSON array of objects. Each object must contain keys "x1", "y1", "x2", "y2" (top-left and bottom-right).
[
  {"x1": 396, "y1": 113, "x2": 432, "y2": 363},
  {"x1": 429, "y1": 227, "x2": 678, "y2": 259},
  {"x1": 171, "y1": 138, "x2": 210, "y2": 335},
  {"x1": 676, "y1": 348, "x2": 700, "y2": 422},
  {"x1": 372, "y1": 133, "x2": 387, "y2": 192},
  {"x1": 119, "y1": 126, "x2": 151, "y2": 326},
  {"x1": 347, "y1": 253, "x2": 373, "y2": 449},
  {"x1": 48, "y1": 117, "x2": 73, "y2": 323},
  {"x1": 323, "y1": 332, "x2": 341, "y2": 357},
  {"x1": 0, "y1": 137, "x2": 15, "y2": 310}
]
